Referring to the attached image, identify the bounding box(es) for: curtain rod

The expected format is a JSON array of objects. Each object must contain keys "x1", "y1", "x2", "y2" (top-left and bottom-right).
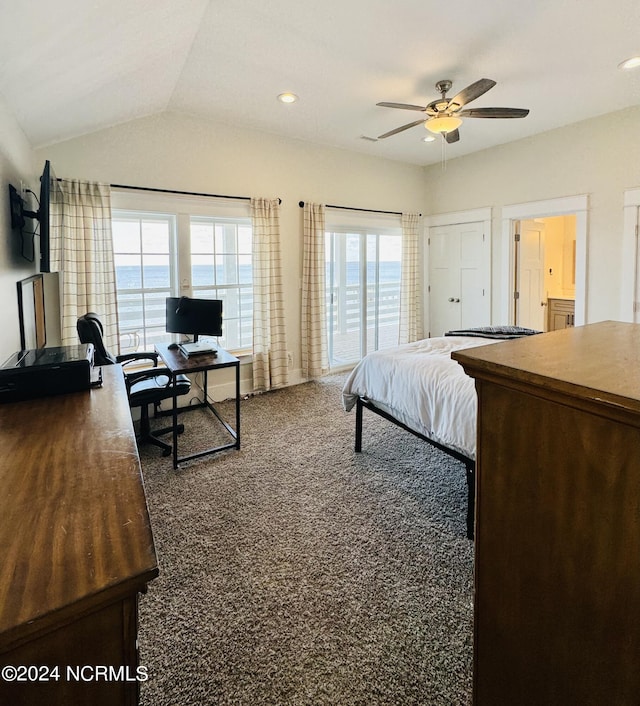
[
  {"x1": 109, "y1": 182, "x2": 281, "y2": 204},
  {"x1": 298, "y1": 201, "x2": 420, "y2": 217}
]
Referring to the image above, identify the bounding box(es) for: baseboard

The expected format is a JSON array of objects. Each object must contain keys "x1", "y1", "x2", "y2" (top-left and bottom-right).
[{"x1": 201, "y1": 366, "x2": 305, "y2": 401}]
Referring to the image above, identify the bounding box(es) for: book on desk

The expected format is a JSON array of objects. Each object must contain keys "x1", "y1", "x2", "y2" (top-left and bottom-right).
[{"x1": 178, "y1": 341, "x2": 217, "y2": 357}]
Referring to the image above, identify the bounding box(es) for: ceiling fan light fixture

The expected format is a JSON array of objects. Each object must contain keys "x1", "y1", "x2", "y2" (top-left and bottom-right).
[
  {"x1": 376, "y1": 78, "x2": 528, "y2": 145},
  {"x1": 618, "y1": 56, "x2": 640, "y2": 70},
  {"x1": 425, "y1": 115, "x2": 462, "y2": 135}
]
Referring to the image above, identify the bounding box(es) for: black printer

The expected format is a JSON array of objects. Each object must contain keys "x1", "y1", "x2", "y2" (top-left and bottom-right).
[{"x1": 0, "y1": 344, "x2": 94, "y2": 403}]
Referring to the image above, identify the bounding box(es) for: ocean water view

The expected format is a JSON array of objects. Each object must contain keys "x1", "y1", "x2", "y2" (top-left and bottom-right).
[{"x1": 115, "y1": 262, "x2": 402, "y2": 290}]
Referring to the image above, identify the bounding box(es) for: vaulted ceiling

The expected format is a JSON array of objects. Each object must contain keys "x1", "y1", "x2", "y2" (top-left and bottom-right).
[{"x1": 1, "y1": 0, "x2": 639, "y2": 166}]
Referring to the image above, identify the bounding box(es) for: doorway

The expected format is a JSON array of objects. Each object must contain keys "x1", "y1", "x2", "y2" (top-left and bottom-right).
[
  {"x1": 501, "y1": 195, "x2": 588, "y2": 328},
  {"x1": 515, "y1": 215, "x2": 577, "y2": 331}
]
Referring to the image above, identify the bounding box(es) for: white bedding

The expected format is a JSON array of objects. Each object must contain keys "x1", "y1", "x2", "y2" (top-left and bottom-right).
[{"x1": 342, "y1": 336, "x2": 502, "y2": 460}]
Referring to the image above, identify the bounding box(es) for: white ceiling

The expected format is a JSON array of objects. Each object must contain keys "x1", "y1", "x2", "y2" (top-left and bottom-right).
[{"x1": 1, "y1": 0, "x2": 639, "y2": 166}]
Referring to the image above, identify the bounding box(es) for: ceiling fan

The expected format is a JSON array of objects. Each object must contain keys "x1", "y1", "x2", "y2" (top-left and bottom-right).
[{"x1": 377, "y1": 78, "x2": 529, "y2": 143}]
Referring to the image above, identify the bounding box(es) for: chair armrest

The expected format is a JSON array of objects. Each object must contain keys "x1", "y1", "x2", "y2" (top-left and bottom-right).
[
  {"x1": 124, "y1": 367, "x2": 169, "y2": 387},
  {"x1": 116, "y1": 351, "x2": 159, "y2": 367}
]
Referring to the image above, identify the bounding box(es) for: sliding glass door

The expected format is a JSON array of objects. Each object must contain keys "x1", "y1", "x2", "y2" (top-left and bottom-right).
[{"x1": 326, "y1": 228, "x2": 401, "y2": 367}]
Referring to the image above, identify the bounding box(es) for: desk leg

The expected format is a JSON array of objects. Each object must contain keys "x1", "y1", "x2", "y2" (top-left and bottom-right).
[
  {"x1": 168, "y1": 359, "x2": 240, "y2": 467},
  {"x1": 235, "y1": 362, "x2": 240, "y2": 449},
  {"x1": 172, "y1": 372, "x2": 178, "y2": 470}
]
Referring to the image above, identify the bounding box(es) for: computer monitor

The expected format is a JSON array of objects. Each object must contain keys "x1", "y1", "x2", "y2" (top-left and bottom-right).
[{"x1": 165, "y1": 297, "x2": 223, "y2": 342}]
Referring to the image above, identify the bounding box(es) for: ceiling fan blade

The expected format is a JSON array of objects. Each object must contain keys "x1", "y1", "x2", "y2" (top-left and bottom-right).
[
  {"x1": 445, "y1": 129, "x2": 460, "y2": 144},
  {"x1": 447, "y1": 78, "x2": 496, "y2": 110},
  {"x1": 377, "y1": 119, "x2": 425, "y2": 139},
  {"x1": 458, "y1": 107, "x2": 529, "y2": 118},
  {"x1": 376, "y1": 102, "x2": 427, "y2": 112}
]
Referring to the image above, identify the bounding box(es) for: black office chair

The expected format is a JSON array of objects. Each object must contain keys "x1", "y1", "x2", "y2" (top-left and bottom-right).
[{"x1": 77, "y1": 312, "x2": 191, "y2": 456}]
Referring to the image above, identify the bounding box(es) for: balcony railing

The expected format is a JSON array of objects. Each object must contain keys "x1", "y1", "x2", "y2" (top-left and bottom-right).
[
  {"x1": 328, "y1": 281, "x2": 400, "y2": 365},
  {"x1": 116, "y1": 280, "x2": 402, "y2": 364}
]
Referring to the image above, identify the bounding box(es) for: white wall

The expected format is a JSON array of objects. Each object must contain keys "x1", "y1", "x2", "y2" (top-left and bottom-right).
[
  {"x1": 0, "y1": 95, "x2": 37, "y2": 363},
  {"x1": 423, "y1": 106, "x2": 640, "y2": 325},
  {"x1": 19, "y1": 104, "x2": 640, "y2": 378},
  {"x1": 35, "y1": 111, "x2": 426, "y2": 379}
]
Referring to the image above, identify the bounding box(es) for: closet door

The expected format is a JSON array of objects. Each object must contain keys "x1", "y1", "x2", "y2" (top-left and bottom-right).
[{"x1": 429, "y1": 222, "x2": 489, "y2": 336}]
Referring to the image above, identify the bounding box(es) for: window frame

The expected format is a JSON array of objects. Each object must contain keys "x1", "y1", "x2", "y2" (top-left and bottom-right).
[
  {"x1": 111, "y1": 190, "x2": 254, "y2": 356},
  {"x1": 111, "y1": 209, "x2": 178, "y2": 352},
  {"x1": 189, "y1": 215, "x2": 254, "y2": 354}
]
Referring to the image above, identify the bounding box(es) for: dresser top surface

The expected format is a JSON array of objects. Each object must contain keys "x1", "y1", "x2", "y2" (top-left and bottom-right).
[
  {"x1": 0, "y1": 366, "x2": 158, "y2": 644},
  {"x1": 452, "y1": 321, "x2": 640, "y2": 410}
]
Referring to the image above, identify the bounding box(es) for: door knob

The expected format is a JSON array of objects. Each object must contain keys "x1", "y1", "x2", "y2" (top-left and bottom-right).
[
  {"x1": 454, "y1": 298, "x2": 460, "y2": 303},
  {"x1": 448, "y1": 297, "x2": 455, "y2": 302}
]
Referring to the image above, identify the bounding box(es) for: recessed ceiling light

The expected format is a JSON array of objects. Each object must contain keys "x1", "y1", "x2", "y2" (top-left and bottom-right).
[
  {"x1": 422, "y1": 135, "x2": 436, "y2": 143},
  {"x1": 277, "y1": 92, "x2": 298, "y2": 103},
  {"x1": 618, "y1": 56, "x2": 640, "y2": 70}
]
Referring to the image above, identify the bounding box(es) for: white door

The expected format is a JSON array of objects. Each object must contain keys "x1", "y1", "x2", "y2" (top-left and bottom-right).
[
  {"x1": 429, "y1": 222, "x2": 489, "y2": 336},
  {"x1": 429, "y1": 225, "x2": 459, "y2": 337},
  {"x1": 634, "y1": 206, "x2": 640, "y2": 322},
  {"x1": 517, "y1": 219, "x2": 546, "y2": 330}
]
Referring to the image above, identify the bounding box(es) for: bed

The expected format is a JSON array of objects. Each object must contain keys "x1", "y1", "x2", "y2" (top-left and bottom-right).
[{"x1": 342, "y1": 326, "x2": 540, "y2": 538}]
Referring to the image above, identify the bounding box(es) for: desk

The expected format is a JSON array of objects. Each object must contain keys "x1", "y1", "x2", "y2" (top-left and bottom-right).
[
  {"x1": 0, "y1": 365, "x2": 158, "y2": 706},
  {"x1": 155, "y1": 345, "x2": 240, "y2": 469}
]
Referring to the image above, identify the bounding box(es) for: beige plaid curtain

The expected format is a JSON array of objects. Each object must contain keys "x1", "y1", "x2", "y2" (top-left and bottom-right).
[
  {"x1": 301, "y1": 203, "x2": 329, "y2": 378},
  {"x1": 250, "y1": 198, "x2": 289, "y2": 391},
  {"x1": 399, "y1": 212, "x2": 423, "y2": 344},
  {"x1": 55, "y1": 180, "x2": 119, "y2": 349}
]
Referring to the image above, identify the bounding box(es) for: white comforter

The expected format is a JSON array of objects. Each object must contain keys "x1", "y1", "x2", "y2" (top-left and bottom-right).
[{"x1": 342, "y1": 336, "x2": 502, "y2": 460}]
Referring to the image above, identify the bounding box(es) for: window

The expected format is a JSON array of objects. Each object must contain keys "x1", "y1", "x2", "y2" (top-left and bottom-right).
[
  {"x1": 112, "y1": 193, "x2": 253, "y2": 354},
  {"x1": 112, "y1": 212, "x2": 176, "y2": 352},
  {"x1": 325, "y1": 224, "x2": 402, "y2": 367},
  {"x1": 190, "y1": 217, "x2": 253, "y2": 352}
]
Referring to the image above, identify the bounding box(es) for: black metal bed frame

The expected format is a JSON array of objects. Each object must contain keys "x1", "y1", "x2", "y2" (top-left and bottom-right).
[{"x1": 355, "y1": 397, "x2": 475, "y2": 540}]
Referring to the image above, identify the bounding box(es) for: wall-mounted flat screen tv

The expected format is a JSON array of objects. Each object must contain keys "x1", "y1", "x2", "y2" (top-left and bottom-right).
[{"x1": 7, "y1": 160, "x2": 62, "y2": 273}]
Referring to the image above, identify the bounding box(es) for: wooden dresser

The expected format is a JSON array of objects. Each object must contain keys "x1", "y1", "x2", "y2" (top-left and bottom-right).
[
  {"x1": 0, "y1": 366, "x2": 158, "y2": 705},
  {"x1": 453, "y1": 321, "x2": 640, "y2": 706}
]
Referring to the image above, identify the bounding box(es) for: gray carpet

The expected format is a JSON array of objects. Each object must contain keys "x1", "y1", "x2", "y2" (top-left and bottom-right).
[{"x1": 137, "y1": 375, "x2": 474, "y2": 705}]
